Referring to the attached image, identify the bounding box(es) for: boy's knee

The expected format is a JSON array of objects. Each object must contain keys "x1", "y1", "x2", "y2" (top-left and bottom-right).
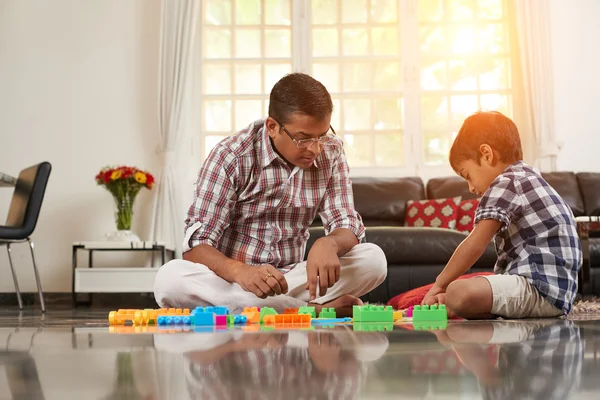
[
  {"x1": 446, "y1": 281, "x2": 474, "y2": 315},
  {"x1": 154, "y1": 259, "x2": 188, "y2": 307},
  {"x1": 356, "y1": 243, "x2": 388, "y2": 282}
]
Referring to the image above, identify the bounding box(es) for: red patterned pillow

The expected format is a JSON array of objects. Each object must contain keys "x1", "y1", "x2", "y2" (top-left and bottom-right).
[
  {"x1": 404, "y1": 197, "x2": 461, "y2": 230},
  {"x1": 456, "y1": 199, "x2": 480, "y2": 233}
]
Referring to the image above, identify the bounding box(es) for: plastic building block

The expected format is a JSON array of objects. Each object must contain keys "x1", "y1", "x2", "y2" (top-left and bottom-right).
[
  {"x1": 298, "y1": 306, "x2": 316, "y2": 318},
  {"x1": 227, "y1": 315, "x2": 235, "y2": 325},
  {"x1": 204, "y1": 306, "x2": 229, "y2": 315},
  {"x1": 193, "y1": 312, "x2": 215, "y2": 326},
  {"x1": 406, "y1": 306, "x2": 413, "y2": 318},
  {"x1": 284, "y1": 308, "x2": 299, "y2": 314},
  {"x1": 241, "y1": 307, "x2": 261, "y2": 324},
  {"x1": 109, "y1": 308, "x2": 191, "y2": 326},
  {"x1": 234, "y1": 315, "x2": 248, "y2": 324},
  {"x1": 311, "y1": 317, "x2": 351, "y2": 325},
  {"x1": 393, "y1": 311, "x2": 403, "y2": 321},
  {"x1": 412, "y1": 305, "x2": 448, "y2": 322},
  {"x1": 318, "y1": 308, "x2": 336, "y2": 318},
  {"x1": 353, "y1": 322, "x2": 393, "y2": 332},
  {"x1": 263, "y1": 314, "x2": 311, "y2": 324},
  {"x1": 259, "y1": 307, "x2": 277, "y2": 322},
  {"x1": 215, "y1": 315, "x2": 227, "y2": 325},
  {"x1": 352, "y1": 305, "x2": 394, "y2": 323},
  {"x1": 413, "y1": 320, "x2": 448, "y2": 331},
  {"x1": 243, "y1": 307, "x2": 259, "y2": 313}
]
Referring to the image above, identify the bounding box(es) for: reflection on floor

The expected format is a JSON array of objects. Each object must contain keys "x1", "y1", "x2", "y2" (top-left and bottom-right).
[{"x1": 0, "y1": 307, "x2": 599, "y2": 399}]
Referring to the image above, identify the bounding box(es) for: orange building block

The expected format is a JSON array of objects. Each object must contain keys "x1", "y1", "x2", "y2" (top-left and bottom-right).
[
  {"x1": 241, "y1": 307, "x2": 261, "y2": 324},
  {"x1": 263, "y1": 314, "x2": 311, "y2": 324},
  {"x1": 109, "y1": 308, "x2": 190, "y2": 326},
  {"x1": 284, "y1": 308, "x2": 299, "y2": 314}
]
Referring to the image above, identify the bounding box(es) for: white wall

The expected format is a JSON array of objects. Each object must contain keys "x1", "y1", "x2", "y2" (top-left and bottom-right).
[
  {"x1": 0, "y1": 0, "x2": 161, "y2": 292},
  {"x1": 550, "y1": 0, "x2": 600, "y2": 171}
]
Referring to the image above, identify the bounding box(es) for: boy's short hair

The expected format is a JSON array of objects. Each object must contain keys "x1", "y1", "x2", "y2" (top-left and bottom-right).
[{"x1": 449, "y1": 111, "x2": 523, "y2": 171}]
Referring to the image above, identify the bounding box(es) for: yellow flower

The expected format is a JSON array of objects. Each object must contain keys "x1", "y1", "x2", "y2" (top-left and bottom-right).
[
  {"x1": 111, "y1": 170, "x2": 122, "y2": 180},
  {"x1": 135, "y1": 171, "x2": 147, "y2": 184}
]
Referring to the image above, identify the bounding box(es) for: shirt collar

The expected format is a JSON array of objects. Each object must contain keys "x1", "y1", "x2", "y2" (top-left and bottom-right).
[{"x1": 259, "y1": 120, "x2": 279, "y2": 169}]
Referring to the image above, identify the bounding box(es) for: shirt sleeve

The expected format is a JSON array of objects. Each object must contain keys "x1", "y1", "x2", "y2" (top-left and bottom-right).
[
  {"x1": 317, "y1": 148, "x2": 366, "y2": 242},
  {"x1": 474, "y1": 175, "x2": 522, "y2": 233},
  {"x1": 183, "y1": 147, "x2": 239, "y2": 253}
]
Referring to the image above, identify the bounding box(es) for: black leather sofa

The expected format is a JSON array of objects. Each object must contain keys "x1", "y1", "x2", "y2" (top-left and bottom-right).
[{"x1": 306, "y1": 172, "x2": 600, "y2": 303}]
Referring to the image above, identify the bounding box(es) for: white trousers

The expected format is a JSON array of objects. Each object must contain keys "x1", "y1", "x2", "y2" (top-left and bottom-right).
[{"x1": 154, "y1": 243, "x2": 387, "y2": 314}]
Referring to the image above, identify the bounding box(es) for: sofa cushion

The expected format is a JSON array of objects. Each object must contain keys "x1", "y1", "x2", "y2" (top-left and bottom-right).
[
  {"x1": 426, "y1": 176, "x2": 478, "y2": 200},
  {"x1": 541, "y1": 172, "x2": 585, "y2": 216},
  {"x1": 576, "y1": 172, "x2": 600, "y2": 215},
  {"x1": 456, "y1": 198, "x2": 479, "y2": 232},
  {"x1": 404, "y1": 197, "x2": 461, "y2": 230},
  {"x1": 363, "y1": 226, "x2": 496, "y2": 267},
  {"x1": 352, "y1": 177, "x2": 425, "y2": 225}
]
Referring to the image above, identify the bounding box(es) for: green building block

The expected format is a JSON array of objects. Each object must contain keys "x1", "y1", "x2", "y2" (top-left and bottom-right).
[
  {"x1": 412, "y1": 305, "x2": 448, "y2": 322},
  {"x1": 353, "y1": 322, "x2": 393, "y2": 332},
  {"x1": 298, "y1": 306, "x2": 316, "y2": 318},
  {"x1": 352, "y1": 305, "x2": 393, "y2": 323},
  {"x1": 413, "y1": 320, "x2": 448, "y2": 331},
  {"x1": 227, "y1": 315, "x2": 234, "y2": 325},
  {"x1": 318, "y1": 307, "x2": 336, "y2": 318},
  {"x1": 259, "y1": 307, "x2": 277, "y2": 323}
]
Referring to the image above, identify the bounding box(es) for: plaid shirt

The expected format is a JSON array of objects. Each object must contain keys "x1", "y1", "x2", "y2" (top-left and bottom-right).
[
  {"x1": 184, "y1": 119, "x2": 365, "y2": 268},
  {"x1": 474, "y1": 161, "x2": 582, "y2": 314}
]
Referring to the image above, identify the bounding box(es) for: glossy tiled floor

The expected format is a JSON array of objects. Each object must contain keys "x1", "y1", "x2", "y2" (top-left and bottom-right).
[{"x1": 1, "y1": 307, "x2": 599, "y2": 399}]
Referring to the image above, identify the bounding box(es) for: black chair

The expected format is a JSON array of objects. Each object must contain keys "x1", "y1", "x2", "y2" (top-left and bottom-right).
[{"x1": 0, "y1": 162, "x2": 51, "y2": 312}]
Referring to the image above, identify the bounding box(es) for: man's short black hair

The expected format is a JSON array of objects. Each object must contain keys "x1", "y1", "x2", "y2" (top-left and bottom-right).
[
  {"x1": 449, "y1": 111, "x2": 523, "y2": 171},
  {"x1": 268, "y1": 73, "x2": 333, "y2": 124}
]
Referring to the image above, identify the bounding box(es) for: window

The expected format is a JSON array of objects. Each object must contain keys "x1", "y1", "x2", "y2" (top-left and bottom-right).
[{"x1": 200, "y1": 0, "x2": 513, "y2": 176}]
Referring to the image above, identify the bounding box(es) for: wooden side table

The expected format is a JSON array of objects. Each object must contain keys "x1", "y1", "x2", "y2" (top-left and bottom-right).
[{"x1": 72, "y1": 241, "x2": 175, "y2": 307}]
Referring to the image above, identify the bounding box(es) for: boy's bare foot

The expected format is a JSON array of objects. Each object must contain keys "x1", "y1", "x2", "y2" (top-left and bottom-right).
[{"x1": 310, "y1": 294, "x2": 363, "y2": 317}]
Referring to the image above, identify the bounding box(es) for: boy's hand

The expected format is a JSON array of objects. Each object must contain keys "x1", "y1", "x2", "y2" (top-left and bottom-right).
[{"x1": 422, "y1": 284, "x2": 446, "y2": 306}]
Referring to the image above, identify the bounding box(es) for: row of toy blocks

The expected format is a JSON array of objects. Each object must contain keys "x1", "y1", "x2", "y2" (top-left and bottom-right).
[
  {"x1": 109, "y1": 308, "x2": 190, "y2": 325},
  {"x1": 263, "y1": 314, "x2": 311, "y2": 324},
  {"x1": 412, "y1": 305, "x2": 448, "y2": 322},
  {"x1": 352, "y1": 305, "x2": 394, "y2": 323}
]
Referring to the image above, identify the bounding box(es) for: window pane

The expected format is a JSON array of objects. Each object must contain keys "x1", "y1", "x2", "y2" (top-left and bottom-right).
[
  {"x1": 204, "y1": 64, "x2": 232, "y2": 94},
  {"x1": 375, "y1": 133, "x2": 403, "y2": 166},
  {"x1": 235, "y1": 0, "x2": 261, "y2": 25},
  {"x1": 265, "y1": 29, "x2": 291, "y2": 58},
  {"x1": 419, "y1": 25, "x2": 445, "y2": 54},
  {"x1": 373, "y1": 61, "x2": 401, "y2": 91},
  {"x1": 205, "y1": 0, "x2": 232, "y2": 25},
  {"x1": 421, "y1": 59, "x2": 446, "y2": 90},
  {"x1": 342, "y1": 0, "x2": 368, "y2": 23},
  {"x1": 313, "y1": 63, "x2": 340, "y2": 93},
  {"x1": 477, "y1": 24, "x2": 506, "y2": 53},
  {"x1": 450, "y1": 95, "x2": 478, "y2": 125},
  {"x1": 449, "y1": 59, "x2": 477, "y2": 90},
  {"x1": 235, "y1": 29, "x2": 261, "y2": 58},
  {"x1": 478, "y1": 58, "x2": 508, "y2": 90},
  {"x1": 372, "y1": 27, "x2": 399, "y2": 56},
  {"x1": 312, "y1": 0, "x2": 338, "y2": 25},
  {"x1": 205, "y1": 135, "x2": 227, "y2": 158},
  {"x1": 447, "y1": 0, "x2": 476, "y2": 21},
  {"x1": 424, "y1": 132, "x2": 451, "y2": 165},
  {"x1": 265, "y1": 0, "x2": 291, "y2": 25},
  {"x1": 421, "y1": 96, "x2": 449, "y2": 130},
  {"x1": 447, "y1": 25, "x2": 477, "y2": 54},
  {"x1": 205, "y1": 29, "x2": 232, "y2": 59},
  {"x1": 264, "y1": 63, "x2": 292, "y2": 93},
  {"x1": 342, "y1": 62, "x2": 372, "y2": 92},
  {"x1": 373, "y1": 98, "x2": 402, "y2": 130},
  {"x1": 478, "y1": 0, "x2": 503, "y2": 19},
  {"x1": 235, "y1": 64, "x2": 262, "y2": 94},
  {"x1": 204, "y1": 101, "x2": 232, "y2": 132},
  {"x1": 331, "y1": 98, "x2": 341, "y2": 129},
  {"x1": 370, "y1": 0, "x2": 397, "y2": 23},
  {"x1": 312, "y1": 29, "x2": 339, "y2": 57},
  {"x1": 344, "y1": 134, "x2": 372, "y2": 167},
  {"x1": 343, "y1": 99, "x2": 371, "y2": 130},
  {"x1": 235, "y1": 100, "x2": 263, "y2": 131},
  {"x1": 418, "y1": 0, "x2": 443, "y2": 22},
  {"x1": 342, "y1": 29, "x2": 368, "y2": 56}
]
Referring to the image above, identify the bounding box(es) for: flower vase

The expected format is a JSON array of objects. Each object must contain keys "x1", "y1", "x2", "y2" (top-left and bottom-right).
[{"x1": 105, "y1": 193, "x2": 141, "y2": 242}]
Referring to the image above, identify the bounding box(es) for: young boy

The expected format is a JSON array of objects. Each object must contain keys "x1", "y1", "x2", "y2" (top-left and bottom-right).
[{"x1": 422, "y1": 111, "x2": 582, "y2": 318}]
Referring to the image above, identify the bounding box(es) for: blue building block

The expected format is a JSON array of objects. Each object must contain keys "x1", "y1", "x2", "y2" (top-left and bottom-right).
[
  {"x1": 311, "y1": 317, "x2": 352, "y2": 325},
  {"x1": 234, "y1": 315, "x2": 248, "y2": 324},
  {"x1": 193, "y1": 312, "x2": 215, "y2": 326}
]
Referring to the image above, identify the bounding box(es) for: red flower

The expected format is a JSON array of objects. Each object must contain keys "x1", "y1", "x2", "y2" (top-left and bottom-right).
[
  {"x1": 103, "y1": 170, "x2": 112, "y2": 184},
  {"x1": 146, "y1": 173, "x2": 155, "y2": 189}
]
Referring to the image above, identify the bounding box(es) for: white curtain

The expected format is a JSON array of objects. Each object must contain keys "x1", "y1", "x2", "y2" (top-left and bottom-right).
[
  {"x1": 150, "y1": 0, "x2": 200, "y2": 256},
  {"x1": 513, "y1": 0, "x2": 560, "y2": 171}
]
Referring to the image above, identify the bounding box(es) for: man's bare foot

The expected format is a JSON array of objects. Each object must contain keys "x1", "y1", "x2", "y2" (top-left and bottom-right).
[{"x1": 310, "y1": 294, "x2": 363, "y2": 318}]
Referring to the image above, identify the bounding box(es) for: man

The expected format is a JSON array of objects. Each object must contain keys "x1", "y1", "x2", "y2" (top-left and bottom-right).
[{"x1": 154, "y1": 73, "x2": 387, "y2": 317}]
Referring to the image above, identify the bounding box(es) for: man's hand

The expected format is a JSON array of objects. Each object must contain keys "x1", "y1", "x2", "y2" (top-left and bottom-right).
[
  {"x1": 422, "y1": 283, "x2": 447, "y2": 306},
  {"x1": 235, "y1": 264, "x2": 288, "y2": 299},
  {"x1": 305, "y1": 238, "x2": 341, "y2": 301}
]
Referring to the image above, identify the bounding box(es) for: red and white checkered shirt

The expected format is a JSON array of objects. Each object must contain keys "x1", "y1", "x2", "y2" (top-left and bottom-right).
[{"x1": 183, "y1": 119, "x2": 365, "y2": 269}]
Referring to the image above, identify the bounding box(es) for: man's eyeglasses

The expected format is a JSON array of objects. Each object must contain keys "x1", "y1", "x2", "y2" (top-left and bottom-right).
[{"x1": 272, "y1": 118, "x2": 336, "y2": 149}]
